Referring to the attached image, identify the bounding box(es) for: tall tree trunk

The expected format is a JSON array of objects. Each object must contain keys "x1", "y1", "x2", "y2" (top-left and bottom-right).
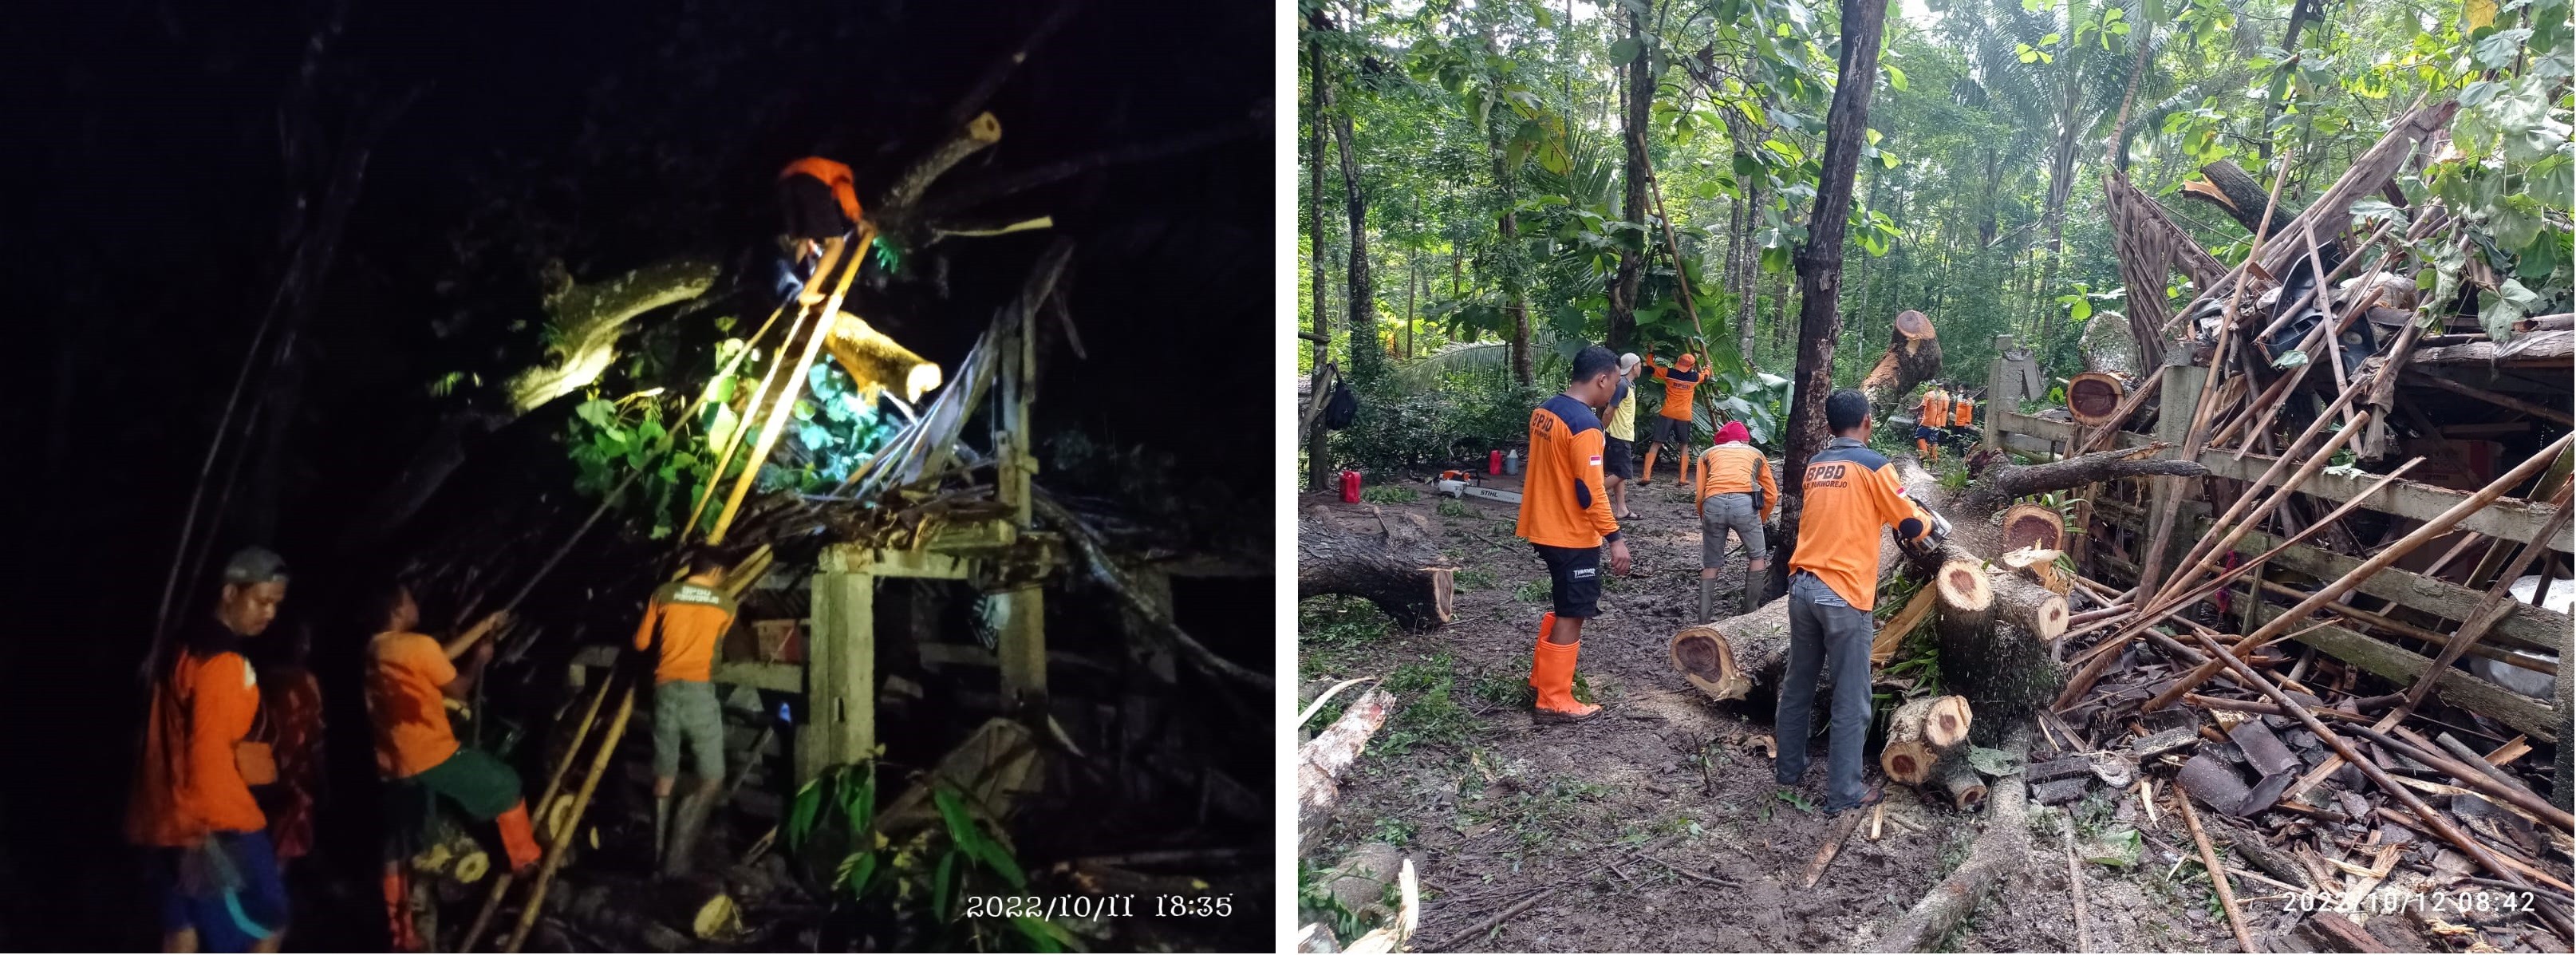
[
  {"x1": 1776, "y1": 0, "x2": 1891, "y2": 576},
  {"x1": 1489, "y1": 108, "x2": 1533, "y2": 385},
  {"x1": 1306, "y1": 51, "x2": 1333, "y2": 493},
  {"x1": 1607, "y1": 6, "x2": 1652, "y2": 352},
  {"x1": 1406, "y1": 258, "x2": 1418, "y2": 359},
  {"x1": 1739, "y1": 181, "x2": 1764, "y2": 365},
  {"x1": 1328, "y1": 84, "x2": 1377, "y2": 382},
  {"x1": 2035, "y1": 70, "x2": 2087, "y2": 364},
  {"x1": 1772, "y1": 267, "x2": 1793, "y2": 353},
  {"x1": 2257, "y1": 0, "x2": 2321, "y2": 161}
]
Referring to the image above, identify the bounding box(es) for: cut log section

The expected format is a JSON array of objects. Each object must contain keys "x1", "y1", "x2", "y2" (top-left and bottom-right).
[
  {"x1": 1860, "y1": 310, "x2": 1944, "y2": 413},
  {"x1": 1931, "y1": 755, "x2": 1990, "y2": 812},
  {"x1": 1881, "y1": 695, "x2": 1973, "y2": 785},
  {"x1": 1297, "y1": 687, "x2": 1396, "y2": 854},
  {"x1": 1999, "y1": 503, "x2": 2066, "y2": 554},
  {"x1": 1298, "y1": 506, "x2": 1457, "y2": 629},
  {"x1": 2066, "y1": 373, "x2": 2130, "y2": 429}
]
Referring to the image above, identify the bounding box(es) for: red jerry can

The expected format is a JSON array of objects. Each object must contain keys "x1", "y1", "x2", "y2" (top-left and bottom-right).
[
  {"x1": 1339, "y1": 470, "x2": 1363, "y2": 503},
  {"x1": 1489, "y1": 450, "x2": 1505, "y2": 475}
]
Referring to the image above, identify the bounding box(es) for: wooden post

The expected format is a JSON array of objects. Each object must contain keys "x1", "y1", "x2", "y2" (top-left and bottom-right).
[
  {"x1": 995, "y1": 279, "x2": 1048, "y2": 716},
  {"x1": 2138, "y1": 359, "x2": 2205, "y2": 596},
  {"x1": 803, "y1": 545, "x2": 878, "y2": 785}
]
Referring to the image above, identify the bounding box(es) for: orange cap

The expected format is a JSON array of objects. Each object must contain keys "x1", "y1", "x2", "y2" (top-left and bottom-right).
[{"x1": 1676, "y1": 353, "x2": 1696, "y2": 371}]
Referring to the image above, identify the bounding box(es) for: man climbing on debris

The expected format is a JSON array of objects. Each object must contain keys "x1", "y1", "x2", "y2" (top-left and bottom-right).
[
  {"x1": 1780, "y1": 390, "x2": 1947, "y2": 815},
  {"x1": 633, "y1": 551, "x2": 740, "y2": 878},
  {"x1": 364, "y1": 583, "x2": 538, "y2": 948},
  {"x1": 1914, "y1": 381, "x2": 1952, "y2": 463},
  {"x1": 1636, "y1": 348, "x2": 1705, "y2": 486},
  {"x1": 1515, "y1": 345, "x2": 1632, "y2": 723},
  {"x1": 774, "y1": 156, "x2": 862, "y2": 305},
  {"x1": 1694, "y1": 420, "x2": 1777, "y2": 622},
  {"x1": 126, "y1": 547, "x2": 294, "y2": 953},
  {"x1": 1604, "y1": 352, "x2": 1643, "y2": 520}
]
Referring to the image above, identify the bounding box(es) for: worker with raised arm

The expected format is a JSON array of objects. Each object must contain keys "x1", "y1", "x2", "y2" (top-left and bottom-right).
[
  {"x1": 1515, "y1": 345, "x2": 1633, "y2": 723},
  {"x1": 364, "y1": 582, "x2": 538, "y2": 949},
  {"x1": 127, "y1": 548, "x2": 293, "y2": 953},
  {"x1": 1914, "y1": 382, "x2": 1952, "y2": 463},
  {"x1": 633, "y1": 551, "x2": 740, "y2": 878},
  {"x1": 1636, "y1": 348, "x2": 1705, "y2": 486},
  {"x1": 1603, "y1": 353, "x2": 1643, "y2": 520},
  {"x1": 1778, "y1": 390, "x2": 1950, "y2": 815},
  {"x1": 774, "y1": 156, "x2": 862, "y2": 305},
  {"x1": 1694, "y1": 420, "x2": 1778, "y2": 622}
]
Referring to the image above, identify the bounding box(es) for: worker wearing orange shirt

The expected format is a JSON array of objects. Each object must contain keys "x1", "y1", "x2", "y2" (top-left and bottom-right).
[
  {"x1": 1779, "y1": 391, "x2": 1950, "y2": 814},
  {"x1": 1694, "y1": 420, "x2": 1778, "y2": 622},
  {"x1": 1514, "y1": 345, "x2": 1633, "y2": 722},
  {"x1": 1914, "y1": 383, "x2": 1952, "y2": 463},
  {"x1": 634, "y1": 552, "x2": 740, "y2": 877},
  {"x1": 775, "y1": 156, "x2": 862, "y2": 304},
  {"x1": 127, "y1": 547, "x2": 293, "y2": 953},
  {"x1": 1947, "y1": 386, "x2": 1978, "y2": 451},
  {"x1": 1637, "y1": 349, "x2": 1706, "y2": 485},
  {"x1": 365, "y1": 583, "x2": 538, "y2": 950}
]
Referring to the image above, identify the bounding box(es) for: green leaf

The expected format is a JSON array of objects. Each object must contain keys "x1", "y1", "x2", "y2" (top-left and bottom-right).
[
  {"x1": 2482, "y1": 278, "x2": 2544, "y2": 341},
  {"x1": 2084, "y1": 828, "x2": 2144, "y2": 868},
  {"x1": 1965, "y1": 747, "x2": 2024, "y2": 777},
  {"x1": 2471, "y1": 27, "x2": 2533, "y2": 69},
  {"x1": 2040, "y1": 31, "x2": 2062, "y2": 45},
  {"x1": 575, "y1": 399, "x2": 617, "y2": 429},
  {"x1": 840, "y1": 852, "x2": 878, "y2": 896},
  {"x1": 2272, "y1": 349, "x2": 2310, "y2": 369},
  {"x1": 932, "y1": 851, "x2": 956, "y2": 921},
  {"x1": 1610, "y1": 37, "x2": 1642, "y2": 63},
  {"x1": 1884, "y1": 63, "x2": 1908, "y2": 91},
  {"x1": 786, "y1": 780, "x2": 824, "y2": 850},
  {"x1": 1012, "y1": 916, "x2": 1078, "y2": 953}
]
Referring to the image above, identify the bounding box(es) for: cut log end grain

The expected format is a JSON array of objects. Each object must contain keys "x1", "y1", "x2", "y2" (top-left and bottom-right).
[
  {"x1": 2066, "y1": 373, "x2": 2128, "y2": 428},
  {"x1": 1936, "y1": 560, "x2": 1994, "y2": 612},
  {"x1": 1860, "y1": 310, "x2": 1946, "y2": 412},
  {"x1": 1934, "y1": 756, "x2": 1989, "y2": 812},
  {"x1": 1927, "y1": 696, "x2": 1972, "y2": 748},
  {"x1": 1671, "y1": 624, "x2": 1749, "y2": 701},
  {"x1": 2000, "y1": 504, "x2": 2066, "y2": 554},
  {"x1": 1883, "y1": 696, "x2": 1974, "y2": 786}
]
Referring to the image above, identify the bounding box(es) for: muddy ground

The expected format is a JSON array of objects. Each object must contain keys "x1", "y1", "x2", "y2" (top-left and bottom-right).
[{"x1": 1299, "y1": 475, "x2": 2239, "y2": 953}]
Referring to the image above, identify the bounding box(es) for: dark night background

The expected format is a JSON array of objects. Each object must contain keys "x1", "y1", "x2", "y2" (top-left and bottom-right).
[{"x1": 2, "y1": 0, "x2": 1272, "y2": 949}]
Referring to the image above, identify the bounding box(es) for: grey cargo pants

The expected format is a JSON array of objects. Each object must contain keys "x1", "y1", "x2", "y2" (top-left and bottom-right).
[{"x1": 1774, "y1": 571, "x2": 1876, "y2": 811}]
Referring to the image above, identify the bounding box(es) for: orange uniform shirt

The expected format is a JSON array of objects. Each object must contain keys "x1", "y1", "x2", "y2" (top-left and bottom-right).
[
  {"x1": 1788, "y1": 437, "x2": 1935, "y2": 610},
  {"x1": 126, "y1": 649, "x2": 266, "y2": 845},
  {"x1": 633, "y1": 580, "x2": 740, "y2": 685},
  {"x1": 1694, "y1": 443, "x2": 1780, "y2": 520},
  {"x1": 1642, "y1": 356, "x2": 1704, "y2": 421},
  {"x1": 366, "y1": 631, "x2": 460, "y2": 779},
  {"x1": 1918, "y1": 389, "x2": 1952, "y2": 428},
  {"x1": 1515, "y1": 394, "x2": 1622, "y2": 549},
  {"x1": 1951, "y1": 395, "x2": 1975, "y2": 428},
  {"x1": 779, "y1": 156, "x2": 862, "y2": 224}
]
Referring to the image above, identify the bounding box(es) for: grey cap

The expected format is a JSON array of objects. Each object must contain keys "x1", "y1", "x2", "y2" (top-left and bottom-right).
[
  {"x1": 222, "y1": 547, "x2": 290, "y2": 586},
  {"x1": 1619, "y1": 353, "x2": 1642, "y2": 372}
]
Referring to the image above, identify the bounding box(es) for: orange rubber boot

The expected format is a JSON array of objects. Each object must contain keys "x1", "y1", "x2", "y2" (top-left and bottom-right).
[
  {"x1": 382, "y1": 862, "x2": 420, "y2": 952},
  {"x1": 1639, "y1": 448, "x2": 1659, "y2": 485},
  {"x1": 1528, "y1": 616, "x2": 1601, "y2": 722},
  {"x1": 495, "y1": 800, "x2": 543, "y2": 874},
  {"x1": 1678, "y1": 445, "x2": 1693, "y2": 485}
]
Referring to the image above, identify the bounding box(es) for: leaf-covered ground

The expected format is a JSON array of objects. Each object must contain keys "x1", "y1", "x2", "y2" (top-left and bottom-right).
[{"x1": 1298, "y1": 479, "x2": 2235, "y2": 952}]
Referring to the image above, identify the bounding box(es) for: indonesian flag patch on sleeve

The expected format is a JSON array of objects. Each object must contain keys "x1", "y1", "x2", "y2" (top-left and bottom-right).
[{"x1": 1588, "y1": 455, "x2": 1602, "y2": 467}]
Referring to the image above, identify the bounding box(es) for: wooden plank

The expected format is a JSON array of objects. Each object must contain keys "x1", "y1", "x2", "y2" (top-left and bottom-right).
[
  {"x1": 996, "y1": 586, "x2": 1047, "y2": 714},
  {"x1": 1994, "y1": 410, "x2": 2154, "y2": 451},
  {"x1": 2004, "y1": 432, "x2": 2061, "y2": 456},
  {"x1": 816, "y1": 543, "x2": 974, "y2": 579},
  {"x1": 2221, "y1": 526, "x2": 2570, "y2": 656},
  {"x1": 2242, "y1": 600, "x2": 2559, "y2": 741},
  {"x1": 803, "y1": 566, "x2": 876, "y2": 785},
  {"x1": 2410, "y1": 330, "x2": 2573, "y2": 369},
  {"x1": 2196, "y1": 449, "x2": 2573, "y2": 552}
]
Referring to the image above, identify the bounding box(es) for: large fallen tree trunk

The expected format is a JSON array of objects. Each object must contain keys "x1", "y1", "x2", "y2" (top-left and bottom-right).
[
  {"x1": 1298, "y1": 506, "x2": 1456, "y2": 629},
  {"x1": 1858, "y1": 309, "x2": 1943, "y2": 413},
  {"x1": 1298, "y1": 687, "x2": 1396, "y2": 855}
]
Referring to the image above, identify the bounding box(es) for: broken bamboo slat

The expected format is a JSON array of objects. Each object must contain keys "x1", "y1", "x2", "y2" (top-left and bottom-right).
[
  {"x1": 2146, "y1": 433, "x2": 2574, "y2": 711},
  {"x1": 2403, "y1": 499, "x2": 2576, "y2": 708},
  {"x1": 2348, "y1": 724, "x2": 2574, "y2": 832},
  {"x1": 2159, "y1": 381, "x2": 2378, "y2": 610},
  {"x1": 460, "y1": 673, "x2": 620, "y2": 952},
  {"x1": 2175, "y1": 786, "x2": 2256, "y2": 953}
]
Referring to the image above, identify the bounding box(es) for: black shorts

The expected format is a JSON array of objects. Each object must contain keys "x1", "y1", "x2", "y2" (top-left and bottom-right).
[
  {"x1": 1915, "y1": 424, "x2": 1943, "y2": 444},
  {"x1": 1534, "y1": 543, "x2": 1603, "y2": 618},
  {"x1": 1649, "y1": 416, "x2": 1693, "y2": 446},
  {"x1": 1604, "y1": 438, "x2": 1635, "y2": 479}
]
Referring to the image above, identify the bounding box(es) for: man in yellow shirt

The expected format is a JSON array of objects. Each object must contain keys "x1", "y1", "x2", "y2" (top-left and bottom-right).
[
  {"x1": 1603, "y1": 353, "x2": 1643, "y2": 519},
  {"x1": 633, "y1": 553, "x2": 740, "y2": 877}
]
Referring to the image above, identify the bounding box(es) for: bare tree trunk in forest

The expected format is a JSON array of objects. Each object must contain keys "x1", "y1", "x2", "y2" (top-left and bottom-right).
[
  {"x1": 2257, "y1": 0, "x2": 2321, "y2": 162},
  {"x1": 1307, "y1": 53, "x2": 1333, "y2": 493},
  {"x1": 1739, "y1": 183, "x2": 1764, "y2": 364},
  {"x1": 1488, "y1": 108, "x2": 1533, "y2": 385},
  {"x1": 1328, "y1": 83, "x2": 1377, "y2": 382},
  {"x1": 1774, "y1": 0, "x2": 1890, "y2": 582},
  {"x1": 1772, "y1": 268, "x2": 1793, "y2": 353},
  {"x1": 1406, "y1": 258, "x2": 1418, "y2": 359},
  {"x1": 2034, "y1": 69, "x2": 2087, "y2": 364},
  {"x1": 1608, "y1": 6, "x2": 1651, "y2": 352}
]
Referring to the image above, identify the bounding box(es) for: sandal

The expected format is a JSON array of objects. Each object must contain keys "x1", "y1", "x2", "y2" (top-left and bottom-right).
[{"x1": 1826, "y1": 781, "x2": 1885, "y2": 815}]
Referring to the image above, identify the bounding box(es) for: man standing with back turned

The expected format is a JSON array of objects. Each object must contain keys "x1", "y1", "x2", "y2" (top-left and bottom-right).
[
  {"x1": 1777, "y1": 390, "x2": 1947, "y2": 813},
  {"x1": 1515, "y1": 345, "x2": 1633, "y2": 723},
  {"x1": 634, "y1": 552, "x2": 739, "y2": 878}
]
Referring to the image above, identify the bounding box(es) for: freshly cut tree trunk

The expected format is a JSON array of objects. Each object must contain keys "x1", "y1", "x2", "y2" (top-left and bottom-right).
[
  {"x1": 1931, "y1": 754, "x2": 1989, "y2": 811},
  {"x1": 1298, "y1": 687, "x2": 1396, "y2": 854},
  {"x1": 1858, "y1": 310, "x2": 1943, "y2": 413},
  {"x1": 1999, "y1": 503, "x2": 2065, "y2": 554},
  {"x1": 1936, "y1": 610, "x2": 2064, "y2": 744},
  {"x1": 1297, "y1": 507, "x2": 1456, "y2": 629},
  {"x1": 823, "y1": 311, "x2": 942, "y2": 405},
  {"x1": 2065, "y1": 372, "x2": 2129, "y2": 429},
  {"x1": 1882, "y1": 695, "x2": 1973, "y2": 785}
]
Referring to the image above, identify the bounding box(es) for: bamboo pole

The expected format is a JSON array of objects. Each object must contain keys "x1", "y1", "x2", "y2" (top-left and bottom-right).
[
  {"x1": 2152, "y1": 398, "x2": 2376, "y2": 614},
  {"x1": 2174, "y1": 789, "x2": 2256, "y2": 953},
  {"x1": 2227, "y1": 284, "x2": 2383, "y2": 460},
  {"x1": 708, "y1": 224, "x2": 876, "y2": 545},
  {"x1": 2400, "y1": 500, "x2": 2575, "y2": 709},
  {"x1": 2145, "y1": 433, "x2": 2573, "y2": 711},
  {"x1": 682, "y1": 261, "x2": 832, "y2": 540},
  {"x1": 503, "y1": 684, "x2": 639, "y2": 953},
  {"x1": 2052, "y1": 459, "x2": 2423, "y2": 708},
  {"x1": 2349, "y1": 725, "x2": 2574, "y2": 832},
  {"x1": 460, "y1": 672, "x2": 620, "y2": 952}
]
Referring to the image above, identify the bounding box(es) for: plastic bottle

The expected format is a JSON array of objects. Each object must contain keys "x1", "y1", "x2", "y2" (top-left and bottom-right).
[
  {"x1": 1505, "y1": 449, "x2": 1521, "y2": 476},
  {"x1": 1489, "y1": 450, "x2": 1505, "y2": 475}
]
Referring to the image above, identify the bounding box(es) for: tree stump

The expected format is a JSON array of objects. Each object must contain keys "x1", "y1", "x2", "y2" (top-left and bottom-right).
[
  {"x1": 2065, "y1": 372, "x2": 2129, "y2": 429},
  {"x1": 1297, "y1": 506, "x2": 1456, "y2": 629}
]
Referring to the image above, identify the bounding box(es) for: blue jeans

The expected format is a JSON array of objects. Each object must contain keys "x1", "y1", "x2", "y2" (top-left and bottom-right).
[
  {"x1": 152, "y1": 831, "x2": 286, "y2": 951},
  {"x1": 1774, "y1": 572, "x2": 1876, "y2": 811}
]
